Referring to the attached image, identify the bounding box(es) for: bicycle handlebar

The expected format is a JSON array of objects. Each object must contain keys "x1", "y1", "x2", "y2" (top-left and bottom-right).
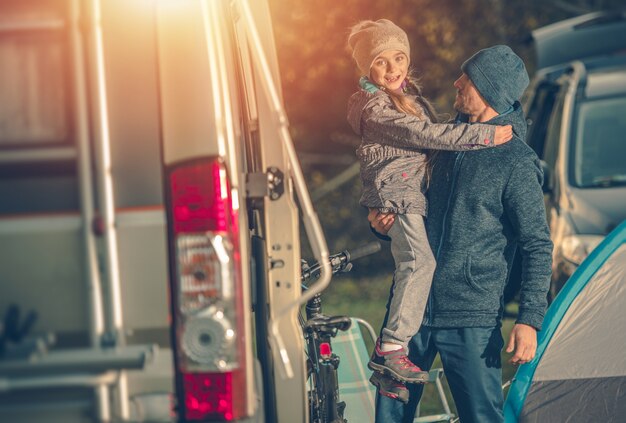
[
  {"x1": 301, "y1": 241, "x2": 381, "y2": 284},
  {"x1": 346, "y1": 241, "x2": 382, "y2": 262}
]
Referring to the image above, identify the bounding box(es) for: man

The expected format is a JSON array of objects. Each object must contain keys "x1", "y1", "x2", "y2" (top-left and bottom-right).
[{"x1": 369, "y1": 45, "x2": 553, "y2": 423}]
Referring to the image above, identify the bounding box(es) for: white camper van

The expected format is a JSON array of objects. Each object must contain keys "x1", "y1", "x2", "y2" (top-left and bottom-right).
[{"x1": 0, "y1": 1, "x2": 332, "y2": 421}]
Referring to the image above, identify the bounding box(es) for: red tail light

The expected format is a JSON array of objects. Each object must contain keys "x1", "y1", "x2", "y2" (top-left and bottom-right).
[
  {"x1": 166, "y1": 158, "x2": 246, "y2": 421},
  {"x1": 319, "y1": 342, "x2": 331, "y2": 358}
]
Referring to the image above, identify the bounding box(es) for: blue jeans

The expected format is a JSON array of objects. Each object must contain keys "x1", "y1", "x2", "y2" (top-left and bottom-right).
[{"x1": 375, "y1": 326, "x2": 505, "y2": 423}]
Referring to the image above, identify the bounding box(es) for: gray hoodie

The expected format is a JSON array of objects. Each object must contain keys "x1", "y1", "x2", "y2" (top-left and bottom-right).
[
  {"x1": 424, "y1": 105, "x2": 552, "y2": 330},
  {"x1": 347, "y1": 88, "x2": 498, "y2": 215}
]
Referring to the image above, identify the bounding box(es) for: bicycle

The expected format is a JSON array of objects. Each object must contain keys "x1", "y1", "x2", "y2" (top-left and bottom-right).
[{"x1": 300, "y1": 242, "x2": 381, "y2": 423}]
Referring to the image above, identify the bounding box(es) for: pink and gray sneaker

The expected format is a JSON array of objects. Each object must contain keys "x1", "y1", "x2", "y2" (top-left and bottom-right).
[
  {"x1": 369, "y1": 371, "x2": 410, "y2": 404},
  {"x1": 368, "y1": 340, "x2": 429, "y2": 384}
]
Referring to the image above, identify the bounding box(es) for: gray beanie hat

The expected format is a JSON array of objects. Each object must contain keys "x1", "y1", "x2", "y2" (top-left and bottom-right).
[
  {"x1": 461, "y1": 45, "x2": 529, "y2": 113},
  {"x1": 348, "y1": 19, "x2": 410, "y2": 76}
]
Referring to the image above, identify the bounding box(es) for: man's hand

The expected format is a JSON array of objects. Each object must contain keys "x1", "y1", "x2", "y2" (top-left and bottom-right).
[
  {"x1": 494, "y1": 125, "x2": 513, "y2": 145},
  {"x1": 367, "y1": 208, "x2": 396, "y2": 235},
  {"x1": 506, "y1": 323, "x2": 537, "y2": 365}
]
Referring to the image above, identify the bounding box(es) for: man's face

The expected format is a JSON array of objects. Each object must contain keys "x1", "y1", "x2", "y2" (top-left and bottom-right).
[{"x1": 453, "y1": 73, "x2": 488, "y2": 115}]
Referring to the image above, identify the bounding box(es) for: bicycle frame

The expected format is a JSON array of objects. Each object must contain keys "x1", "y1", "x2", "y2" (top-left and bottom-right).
[
  {"x1": 303, "y1": 292, "x2": 345, "y2": 423},
  {"x1": 300, "y1": 243, "x2": 380, "y2": 423}
]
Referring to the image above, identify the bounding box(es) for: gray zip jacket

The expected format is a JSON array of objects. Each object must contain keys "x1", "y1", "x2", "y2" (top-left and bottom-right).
[{"x1": 347, "y1": 88, "x2": 497, "y2": 215}]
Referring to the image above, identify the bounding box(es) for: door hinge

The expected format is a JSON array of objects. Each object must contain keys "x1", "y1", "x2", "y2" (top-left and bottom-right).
[{"x1": 246, "y1": 167, "x2": 284, "y2": 200}]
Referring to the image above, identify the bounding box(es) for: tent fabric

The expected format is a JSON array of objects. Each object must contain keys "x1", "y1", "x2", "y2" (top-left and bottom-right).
[
  {"x1": 533, "y1": 244, "x2": 626, "y2": 380},
  {"x1": 504, "y1": 220, "x2": 626, "y2": 422},
  {"x1": 519, "y1": 376, "x2": 626, "y2": 422}
]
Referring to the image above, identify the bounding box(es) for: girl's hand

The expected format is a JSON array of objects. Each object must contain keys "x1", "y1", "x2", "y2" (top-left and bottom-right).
[
  {"x1": 368, "y1": 208, "x2": 396, "y2": 235},
  {"x1": 494, "y1": 125, "x2": 513, "y2": 145}
]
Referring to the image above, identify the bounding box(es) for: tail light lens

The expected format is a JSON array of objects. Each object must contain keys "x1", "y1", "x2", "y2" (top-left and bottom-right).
[{"x1": 166, "y1": 158, "x2": 246, "y2": 421}]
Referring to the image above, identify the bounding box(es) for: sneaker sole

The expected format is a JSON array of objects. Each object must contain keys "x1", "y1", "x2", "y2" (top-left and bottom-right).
[
  {"x1": 369, "y1": 373, "x2": 409, "y2": 404},
  {"x1": 368, "y1": 361, "x2": 429, "y2": 384}
]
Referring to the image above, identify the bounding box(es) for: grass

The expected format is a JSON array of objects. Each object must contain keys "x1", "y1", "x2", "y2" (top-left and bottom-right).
[{"x1": 320, "y1": 274, "x2": 519, "y2": 419}]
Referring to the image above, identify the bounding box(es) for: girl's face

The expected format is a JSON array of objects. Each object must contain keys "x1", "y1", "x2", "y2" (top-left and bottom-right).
[{"x1": 369, "y1": 50, "x2": 409, "y2": 92}]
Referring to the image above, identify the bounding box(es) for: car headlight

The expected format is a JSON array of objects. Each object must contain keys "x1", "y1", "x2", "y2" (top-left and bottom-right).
[{"x1": 561, "y1": 235, "x2": 604, "y2": 265}]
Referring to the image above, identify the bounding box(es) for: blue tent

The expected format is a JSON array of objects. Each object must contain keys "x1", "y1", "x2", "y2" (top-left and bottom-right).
[{"x1": 504, "y1": 220, "x2": 626, "y2": 422}]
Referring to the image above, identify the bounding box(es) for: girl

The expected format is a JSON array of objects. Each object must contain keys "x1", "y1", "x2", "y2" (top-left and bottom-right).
[{"x1": 346, "y1": 19, "x2": 512, "y2": 397}]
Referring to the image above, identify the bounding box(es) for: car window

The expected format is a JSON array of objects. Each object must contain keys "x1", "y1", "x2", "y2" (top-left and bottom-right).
[
  {"x1": 0, "y1": 3, "x2": 69, "y2": 148},
  {"x1": 525, "y1": 82, "x2": 559, "y2": 156},
  {"x1": 542, "y1": 89, "x2": 567, "y2": 169},
  {"x1": 573, "y1": 95, "x2": 626, "y2": 188}
]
